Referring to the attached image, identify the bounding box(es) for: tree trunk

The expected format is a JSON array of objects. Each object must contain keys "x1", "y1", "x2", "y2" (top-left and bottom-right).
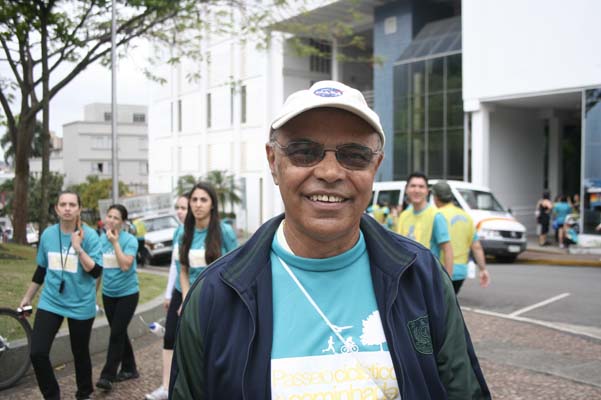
[
  {"x1": 13, "y1": 117, "x2": 34, "y2": 244},
  {"x1": 40, "y1": 8, "x2": 50, "y2": 232}
]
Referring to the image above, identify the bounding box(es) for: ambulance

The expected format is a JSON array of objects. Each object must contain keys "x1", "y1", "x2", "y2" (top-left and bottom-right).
[{"x1": 370, "y1": 180, "x2": 527, "y2": 262}]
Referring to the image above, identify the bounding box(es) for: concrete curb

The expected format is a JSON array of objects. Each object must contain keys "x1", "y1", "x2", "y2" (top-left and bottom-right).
[{"x1": 517, "y1": 257, "x2": 601, "y2": 267}]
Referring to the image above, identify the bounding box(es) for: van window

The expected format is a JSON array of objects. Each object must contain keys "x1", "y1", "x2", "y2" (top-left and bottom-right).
[
  {"x1": 457, "y1": 189, "x2": 504, "y2": 212},
  {"x1": 377, "y1": 190, "x2": 400, "y2": 207}
]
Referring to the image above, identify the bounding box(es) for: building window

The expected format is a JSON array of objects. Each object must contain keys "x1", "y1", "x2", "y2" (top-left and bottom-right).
[
  {"x1": 177, "y1": 99, "x2": 182, "y2": 132},
  {"x1": 139, "y1": 161, "x2": 148, "y2": 175},
  {"x1": 133, "y1": 113, "x2": 146, "y2": 123},
  {"x1": 309, "y1": 39, "x2": 331, "y2": 74},
  {"x1": 91, "y1": 162, "x2": 111, "y2": 174},
  {"x1": 240, "y1": 85, "x2": 247, "y2": 124},
  {"x1": 139, "y1": 137, "x2": 148, "y2": 150},
  {"x1": 104, "y1": 112, "x2": 112, "y2": 122},
  {"x1": 393, "y1": 53, "x2": 463, "y2": 180},
  {"x1": 92, "y1": 136, "x2": 112, "y2": 149},
  {"x1": 206, "y1": 93, "x2": 212, "y2": 128}
]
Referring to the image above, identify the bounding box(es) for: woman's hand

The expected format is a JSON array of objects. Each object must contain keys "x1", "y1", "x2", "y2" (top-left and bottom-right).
[
  {"x1": 107, "y1": 228, "x2": 119, "y2": 244},
  {"x1": 71, "y1": 230, "x2": 84, "y2": 253}
]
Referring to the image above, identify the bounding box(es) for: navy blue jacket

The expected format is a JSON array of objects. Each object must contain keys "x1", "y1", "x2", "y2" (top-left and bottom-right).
[{"x1": 170, "y1": 214, "x2": 490, "y2": 399}]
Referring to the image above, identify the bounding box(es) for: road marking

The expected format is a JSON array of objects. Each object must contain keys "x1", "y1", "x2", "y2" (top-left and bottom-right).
[
  {"x1": 508, "y1": 292, "x2": 571, "y2": 317},
  {"x1": 462, "y1": 306, "x2": 601, "y2": 341}
]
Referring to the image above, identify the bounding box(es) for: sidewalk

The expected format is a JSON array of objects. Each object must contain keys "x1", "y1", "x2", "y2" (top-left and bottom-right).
[
  {"x1": 517, "y1": 236, "x2": 601, "y2": 267},
  {"x1": 3, "y1": 309, "x2": 600, "y2": 399}
]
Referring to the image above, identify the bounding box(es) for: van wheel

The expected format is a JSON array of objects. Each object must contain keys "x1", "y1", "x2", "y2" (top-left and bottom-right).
[{"x1": 496, "y1": 255, "x2": 517, "y2": 263}]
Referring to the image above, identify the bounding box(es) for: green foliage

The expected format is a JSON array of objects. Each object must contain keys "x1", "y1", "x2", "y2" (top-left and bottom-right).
[
  {"x1": 176, "y1": 174, "x2": 197, "y2": 196},
  {"x1": 67, "y1": 176, "x2": 130, "y2": 220},
  {"x1": 0, "y1": 172, "x2": 64, "y2": 223},
  {"x1": 1, "y1": 118, "x2": 47, "y2": 165},
  {"x1": 203, "y1": 170, "x2": 242, "y2": 215}
]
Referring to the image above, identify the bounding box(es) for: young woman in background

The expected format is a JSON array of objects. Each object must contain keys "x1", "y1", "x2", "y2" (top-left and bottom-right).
[
  {"x1": 95, "y1": 204, "x2": 140, "y2": 391},
  {"x1": 20, "y1": 191, "x2": 103, "y2": 400},
  {"x1": 145, "y1": 195, "x2": 188, "y2": 400}
]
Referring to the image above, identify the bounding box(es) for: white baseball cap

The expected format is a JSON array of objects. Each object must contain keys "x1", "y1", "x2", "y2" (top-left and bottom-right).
[{"x1": 270, "y1": 80, "x2": 385, "y2": 147}]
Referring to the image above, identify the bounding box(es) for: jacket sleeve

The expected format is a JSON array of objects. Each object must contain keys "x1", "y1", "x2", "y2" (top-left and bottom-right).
[
  {"x1": 435, "y1": 266, "x2": 491, "y2": 399},
  {"x1": 170, "y1": 278, "x2": 207, "y2": 400}
]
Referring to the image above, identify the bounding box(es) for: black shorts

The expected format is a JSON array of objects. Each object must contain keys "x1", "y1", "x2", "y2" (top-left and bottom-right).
[{"x1": 164, "y1": 289, "x2": 182, "y2": 350}]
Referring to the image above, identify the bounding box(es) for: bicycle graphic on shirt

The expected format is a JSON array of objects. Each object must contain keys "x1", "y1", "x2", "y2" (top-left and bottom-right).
[{"x1": 322, "y1": 325, "x2": 359, "y2": 354}]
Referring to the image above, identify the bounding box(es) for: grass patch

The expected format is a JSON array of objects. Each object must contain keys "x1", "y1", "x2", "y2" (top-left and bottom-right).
[{"x1": 0, "y1": 243, "x2": 166, "y2": 322}]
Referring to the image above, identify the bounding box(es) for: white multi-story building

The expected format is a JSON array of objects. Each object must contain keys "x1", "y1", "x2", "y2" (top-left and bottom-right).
[
  {"x1": 31, "y1": 103, "x2": 149, "y2": 194},
  {"x1": 149, "y1": 0, "x2": 601, "y2": 237}
]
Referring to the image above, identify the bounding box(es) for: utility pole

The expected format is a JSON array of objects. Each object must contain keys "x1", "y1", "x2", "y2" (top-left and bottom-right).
[{"x1": 111, "y1": 0, "x2": 119, "y2": 203}]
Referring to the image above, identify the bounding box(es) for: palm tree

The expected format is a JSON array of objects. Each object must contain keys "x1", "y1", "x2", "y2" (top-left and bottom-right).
[
  {"x1": 204, "y1": 170, "x2": 242, "y2": 216},
  {"x1": 1, "y1": 118, "x2": 46, "y2": 165}
]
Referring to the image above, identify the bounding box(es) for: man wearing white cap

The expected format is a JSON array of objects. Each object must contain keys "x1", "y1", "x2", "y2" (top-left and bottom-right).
[{"x1": 170, "y1": 81, "x2": 490, "y2": 399}]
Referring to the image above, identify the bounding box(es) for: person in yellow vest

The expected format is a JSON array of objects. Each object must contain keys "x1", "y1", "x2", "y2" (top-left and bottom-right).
[
  {"x1": 432, "y1": 181, "x2": 490, "y2": 294},
  {"x1": 132, "y1": 218, "x2": 149, "y2": 266},
  {"x1": 396, "y1": 172, "x2": 454, "y2": 275}
]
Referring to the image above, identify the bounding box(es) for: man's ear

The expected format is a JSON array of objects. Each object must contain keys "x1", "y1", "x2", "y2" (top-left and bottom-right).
[{"x1": 266, "y1": 143, "x2": 278, "y2": 185}]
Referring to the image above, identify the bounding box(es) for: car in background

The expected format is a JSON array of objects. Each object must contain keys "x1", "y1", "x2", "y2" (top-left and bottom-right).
[
  {"x1": 134, "y1": 213, "x2": 180, "y2": 265},
  {"x1": 370, "y1": 180, "x2": 527, "y2": 262}
]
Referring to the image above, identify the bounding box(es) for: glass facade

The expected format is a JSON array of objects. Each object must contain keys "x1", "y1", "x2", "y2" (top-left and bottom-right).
[
  {"x1": 393, "y1": 53, "x2": 463, "y2": 180},
  {"x1": 582, "y1": 88, "x2": 601, "y2": 234}
]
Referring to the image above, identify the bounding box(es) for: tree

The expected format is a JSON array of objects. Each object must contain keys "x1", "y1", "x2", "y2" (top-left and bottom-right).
[
  {"x1": 0, "y1": 171, "x2": 63, "y2": 224},
  {"x1": 0, "y1": 0, "x2": 220, "y2": 243},
  {"x1": 176, "y1": 174, "x2": 197, "y2": 196},
  {"x1": 360, "y1": 310, "x2": 386, "y2": 351},
  {"x1": 204, "y1": 170, "x2": 241, "y2": 216},
  {"x1": 0, "y1": 118, "x2": 47, "y2": 165},
  {"x1": 68, "y1": 175, "x2": 130, "y2": 222}
]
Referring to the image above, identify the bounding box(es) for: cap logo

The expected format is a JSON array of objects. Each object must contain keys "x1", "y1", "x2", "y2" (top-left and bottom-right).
[{"x1": 313, "y1": 87, "x2": 343, "y2": 98}]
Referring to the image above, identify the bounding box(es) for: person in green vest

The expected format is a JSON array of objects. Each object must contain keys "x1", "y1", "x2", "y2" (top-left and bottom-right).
[
  {"x1": 395, "y1": 172, "x2": 454, "y2": 276},
  {"x1": 132, "y1": 218, "x2": 149, "y2": 266},
  {"x1": 432, "y1": 181, "x2": 490, "y2": 294}
]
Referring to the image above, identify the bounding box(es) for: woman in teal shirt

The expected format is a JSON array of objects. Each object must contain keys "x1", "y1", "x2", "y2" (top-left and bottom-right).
[
  {"x1": 19, "y1": 191, "x2": 103, "y2": 400},
  {"x1": 178, "y1": 182, "x2": 239, "y2": 305},
  {"x1": 95, "y1": 204, "x2": 140, "y2": 392}
]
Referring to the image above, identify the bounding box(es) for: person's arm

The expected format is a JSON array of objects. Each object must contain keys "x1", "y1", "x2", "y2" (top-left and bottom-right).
[
  {"x1": 20, "y1": 281, "x2": 41, "y2": 309},
  {"x1": 107, "y1": 230, "x2": 134, "y2": 272},
  {"x1": 170, "y1": 278, "x2": 207, "y2": 399},
  {"x1": 470, "y1": 240, "x2": 490, "y2": 288},
  {"x1": 433, "y1": 213, "x2": 453, "y2": 276},
  {"x1": 439, "y1": 241, "x2": 454, "y2": 276},
  {"x1": 435, "y1": 264, "x2": 491, "y2": 399},
  {"x1": 179, "y1": 266, "x2": 191, "y2": 306},
  {"x1": 164, "y1": 252, "x2": 177, "y2": 309},
  {"x1": 71, "y1": 231, "x2": 98, "y2": 272}
]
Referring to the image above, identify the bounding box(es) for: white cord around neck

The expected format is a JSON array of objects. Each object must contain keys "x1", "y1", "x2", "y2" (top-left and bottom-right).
[{"x1": 276, "y1": 255, "x2": 348, "y2": 347}]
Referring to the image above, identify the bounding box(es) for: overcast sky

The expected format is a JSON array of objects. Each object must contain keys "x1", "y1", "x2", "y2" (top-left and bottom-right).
[{"x1": 49, "y1": 47, "x2": 154, "y2": 136}]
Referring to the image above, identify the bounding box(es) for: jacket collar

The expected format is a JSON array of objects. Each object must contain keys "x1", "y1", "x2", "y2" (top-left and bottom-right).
[{"x1": 220, "y1": 213, "x2": 417, "y2": 292}]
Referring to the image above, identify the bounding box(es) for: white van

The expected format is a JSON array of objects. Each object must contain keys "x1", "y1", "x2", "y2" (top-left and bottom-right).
[{"x1": 370, "y1": 180, "x2": 527, "y2": 262}]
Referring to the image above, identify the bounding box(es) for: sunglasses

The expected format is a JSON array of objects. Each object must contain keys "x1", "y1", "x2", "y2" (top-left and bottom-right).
[{"x1": 271, "y1": 140, "x2": 381, "y2": 170}]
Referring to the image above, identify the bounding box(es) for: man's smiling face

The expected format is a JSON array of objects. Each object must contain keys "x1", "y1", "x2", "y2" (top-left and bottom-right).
[{"x1": 267, "y1": 108, "x2": 383, "y2": 249}]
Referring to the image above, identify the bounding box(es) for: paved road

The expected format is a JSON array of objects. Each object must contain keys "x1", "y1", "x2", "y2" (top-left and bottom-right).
[{"x1": 457, "y1": 262, "x2": 601, "y2": 331}]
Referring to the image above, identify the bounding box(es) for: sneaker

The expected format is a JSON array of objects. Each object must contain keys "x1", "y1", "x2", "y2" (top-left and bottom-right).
[
  {"x1": 115, "y1": 369, "x2": 140, "y2": 382},
  {"x1": 95, "y1": 377, "x2": 113, "y2": 391},
  {"x1": 145, "y1": 386, "x2": 168, "y2": 400}
]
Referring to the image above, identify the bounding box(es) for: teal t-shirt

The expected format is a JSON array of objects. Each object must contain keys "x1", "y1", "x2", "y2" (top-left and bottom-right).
[
  {"x1": 174, "y1": 221, "x2": 238, "y2": 291},
  {"x1": 553, "y1": 202, "x2": 572, "y2": 224},
  {"x1": 100, "y1": 230, "x2": 139, "y2": 297},
  {"x1": 36, "y1": 224, "x2": 103, "y2": 320},
  {"x1": 270, "y1": 223, "x2": 400, "y2": 399},
  {"x1": 452, "y1": 232, "x2": 479, "y2": 281}
]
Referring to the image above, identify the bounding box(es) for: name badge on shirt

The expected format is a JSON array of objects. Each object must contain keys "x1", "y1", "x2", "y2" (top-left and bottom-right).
[
  {"x1": 188, "y1": 248, "x2": 206, "y2": 269},
  {"x1": 103, "y1": 253, "x2": 119, "y2": 269},
  {"x1": 48, "y1": 251, "x2": 78, "y2": 273}
]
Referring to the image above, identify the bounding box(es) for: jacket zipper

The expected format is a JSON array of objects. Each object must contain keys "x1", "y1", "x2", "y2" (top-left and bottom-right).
[
  {"x1": 222, "y1": 276, "x2": 256, "y2": 400},
  {"x1": 385, "y1": 255, "x2": 416, "y2": 400}
]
